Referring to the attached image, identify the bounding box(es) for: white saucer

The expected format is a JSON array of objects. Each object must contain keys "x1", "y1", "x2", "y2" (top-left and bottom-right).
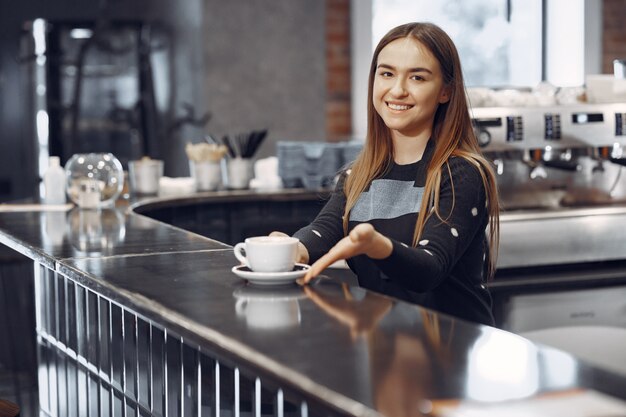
[{"x1": 231, "y1": 263, "x2": 310, "y2": 286}]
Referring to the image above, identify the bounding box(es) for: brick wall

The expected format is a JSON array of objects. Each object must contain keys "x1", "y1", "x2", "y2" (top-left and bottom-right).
[
  {"x1": 602, "y1": 0, "x2": 626, "y2": 73},
  {"x1": 325, "y1": 0, "x2": 352, "y2": 141}
]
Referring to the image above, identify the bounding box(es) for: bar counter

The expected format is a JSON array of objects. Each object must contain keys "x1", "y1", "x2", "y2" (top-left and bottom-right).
[{"x1": 1, "y1": 190, "x2": 626, "y2": 417}]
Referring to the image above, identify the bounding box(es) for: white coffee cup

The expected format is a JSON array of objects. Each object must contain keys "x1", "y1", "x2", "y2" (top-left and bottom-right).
[{"x1": 233, "y1": 236, "x2": 299, "y2": 272}]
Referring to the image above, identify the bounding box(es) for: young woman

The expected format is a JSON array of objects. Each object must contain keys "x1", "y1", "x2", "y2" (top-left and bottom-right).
[{"x1": 287, "y1": 22, "x2": 500, "y2": 326}]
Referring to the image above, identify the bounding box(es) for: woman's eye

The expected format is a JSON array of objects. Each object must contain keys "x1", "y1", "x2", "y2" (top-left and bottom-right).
[
  {"x1": 411, "y1": 75, "x2": 424, "y2": 81},
  {"x1": 378, "y1": 71, "x2": 393, "y2": 77}
]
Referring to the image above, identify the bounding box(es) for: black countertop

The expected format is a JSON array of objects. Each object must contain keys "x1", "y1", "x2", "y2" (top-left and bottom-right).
[{"x1": 1, "y1": 194, "x2": 626, "y2": 416}]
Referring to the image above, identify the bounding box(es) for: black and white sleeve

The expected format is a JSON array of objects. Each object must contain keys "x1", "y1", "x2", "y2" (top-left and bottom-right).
[
  {"x1": 373, "y1": 158, "x2": 489, "y2": 291},
  {"x1": 293, "y1": 173, "x2": 348, "y2": 263}
]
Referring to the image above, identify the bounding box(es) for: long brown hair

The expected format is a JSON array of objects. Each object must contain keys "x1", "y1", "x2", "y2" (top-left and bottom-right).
[{"x1": 343, "y1": 22, "x2": 500, "y2": 279}]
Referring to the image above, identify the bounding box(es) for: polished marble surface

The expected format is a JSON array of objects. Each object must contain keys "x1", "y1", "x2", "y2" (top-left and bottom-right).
[
  {"x1": 2, "y1": 200, "x2": 626, "y2": 416},
  {"x1": 59, "y1": 250, "x2": 626, "y2": 406},
  {"x1": 0, "y1": 207, "x2": 228, "y2": 268}
]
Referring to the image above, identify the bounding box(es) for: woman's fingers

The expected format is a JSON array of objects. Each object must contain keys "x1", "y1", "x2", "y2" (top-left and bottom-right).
[
  {"x1": 350, "y1": 223, "x2": 393, "y2": 259},
  {"x1": 298, "y1": 237, "x2": 361, "y2": 285},
  {"x1": 270, "y1": 231, "x2": 309, "y2": 263},
  {"x1": 297, "y1": 270, "x2": 315, "y2": 285},
  {"x1": 269, "y1": 231, "x2": 289, "y2": 238},
  {"x1": 298, "y1": 251, "x2": 336, "y2": 284},
  {"x1": 297, "y1": 224, "x2": 387, "y2": 286},
  {"x1": 299, "y1": 250, "x2": 339, "y2": 284},
  {"x1": 297, "y1": 242, "x2": 310, "y2": 264}
]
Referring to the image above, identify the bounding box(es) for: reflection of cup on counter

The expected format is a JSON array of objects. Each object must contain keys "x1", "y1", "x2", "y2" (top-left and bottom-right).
[
  {"x1": 129, "y1": 157, "x2": 164, "y2": 195},
  {"x1": 233, "y1": 236, "x2": 299, "y2": 272},
  {"x1": 234, "y1": 285, "x2": 304, "y2": 329}
]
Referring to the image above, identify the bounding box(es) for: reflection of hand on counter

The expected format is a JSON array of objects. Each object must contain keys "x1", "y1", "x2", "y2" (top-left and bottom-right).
[
  {"x1": 374, "y1": 331, "x2": 433, "y2": 417},
  {"x1": 305, "y1": 282, "x2": 441, "y2": 417},
  {"x1": 304, "y1": 283, "x2": 392, "y2": 340}
]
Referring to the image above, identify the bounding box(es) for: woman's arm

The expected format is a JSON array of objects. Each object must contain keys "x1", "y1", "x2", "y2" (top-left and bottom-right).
[
  {"x1": 300, "y1": 158, "x2": 489, "y2": 289},
  {"x1": 299, "y1": 223, "x2": 392, "y2": 283},
  {"x1": 291, "y1": 172, "x2": 350, "y2": 264},
  {"x1": 373, "y1": 157, "x2": 489, "y2": 291}
]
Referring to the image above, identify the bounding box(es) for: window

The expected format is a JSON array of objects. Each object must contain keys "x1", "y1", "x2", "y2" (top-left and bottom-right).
[{"x1": 372, "y1": 0, "x2": 543, "y2": 88}]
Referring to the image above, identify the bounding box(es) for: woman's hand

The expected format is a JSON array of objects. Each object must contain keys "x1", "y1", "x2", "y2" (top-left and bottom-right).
[
  {"x1": 269, "y1": 231, "x2": 310, "y2": 264},
  {"x1": 299, "y1": 223, "x2": 392, "y2": 285}
]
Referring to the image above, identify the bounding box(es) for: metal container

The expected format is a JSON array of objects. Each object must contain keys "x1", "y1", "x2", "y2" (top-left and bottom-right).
[{"x1": 129, "y1": 158, "x2": 164, "y2": 195}]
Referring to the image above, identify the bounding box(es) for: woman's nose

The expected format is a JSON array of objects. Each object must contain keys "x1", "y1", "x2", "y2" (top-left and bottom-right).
[{"x1": 390, "y1": 79, "x2": 407, "y2": 96}]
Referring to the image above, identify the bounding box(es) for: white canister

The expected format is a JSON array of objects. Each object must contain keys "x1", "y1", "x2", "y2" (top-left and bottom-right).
[
  {"x1": 190, "y1": 160, "x2": 222, "y2": 191},
  {"x1": 128, "y1": 158, "x2": 164, "y2": 195},
  {"x1": 228, "y1": 158, "x2": 253, "y2": 189}
]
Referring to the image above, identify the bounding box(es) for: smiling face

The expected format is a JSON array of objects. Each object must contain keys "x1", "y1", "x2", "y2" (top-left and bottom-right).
[{"x1": 372, "y1": 37, "x2": 450, "y2": 141}]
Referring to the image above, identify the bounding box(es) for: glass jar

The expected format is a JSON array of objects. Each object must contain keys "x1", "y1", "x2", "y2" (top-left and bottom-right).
[{"x1": 65, "y1": 153, "x2": 124, "y2": 208}]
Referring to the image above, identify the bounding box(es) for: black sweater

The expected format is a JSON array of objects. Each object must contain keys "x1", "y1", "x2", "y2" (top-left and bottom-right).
[{"x1": 294, "y1": 141, "x2": 495, "y2": 326}]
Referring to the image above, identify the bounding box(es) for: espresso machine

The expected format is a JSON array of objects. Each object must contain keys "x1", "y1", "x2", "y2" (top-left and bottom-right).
[{"x1": 472, "y1": 102, "x2": 626, "y2": 211}]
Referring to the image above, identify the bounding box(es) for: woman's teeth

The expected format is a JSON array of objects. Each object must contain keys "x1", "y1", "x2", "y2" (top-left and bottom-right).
[{"x1": 387, "y1": 103, "x2": 412, "y2": 110}]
